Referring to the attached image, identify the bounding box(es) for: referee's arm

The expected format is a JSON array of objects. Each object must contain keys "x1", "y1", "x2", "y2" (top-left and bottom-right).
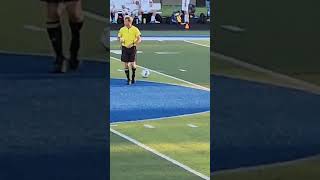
[{"x1": 134, "y1": 35, "x2": 142, "y2": 45}]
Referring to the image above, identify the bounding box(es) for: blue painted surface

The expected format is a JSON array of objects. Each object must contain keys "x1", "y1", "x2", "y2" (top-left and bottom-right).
[
  {"x1": 0, "y1": 53, "x2": 109, "y2": 180},
  {"x1": 212, "y1": 75, "x2": 320, "y2": 171},
  {"x1": 110, "y1": 79, "x2": 210, "y2": 122}
]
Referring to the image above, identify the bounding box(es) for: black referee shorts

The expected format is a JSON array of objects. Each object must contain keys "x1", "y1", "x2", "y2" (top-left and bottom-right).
[
  {"x1": 40, "y1": 0, "x2": 79, "y2": 3},
  {"x1": 121, "y1": 46, "x2": 137, "y2": 63}
]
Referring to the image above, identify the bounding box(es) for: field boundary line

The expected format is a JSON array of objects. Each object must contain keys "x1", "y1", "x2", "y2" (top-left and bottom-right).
[
  {"x1": 111, "y1": 57, "x2": 210, "y2": 91},
  {"x1": 0, "y1": 50, "x2": 106, "y2": 62},
  {"x1": 111, "y1": 128, "x2": 210, "y2": 180},
  {"x1": 184, "y1": 40, "x2": 210, "y2": 48},
  {"x1": 213, "y1": 153, "x2": 320, "y2": 175},
  {"x1": 183, "y1": 40, "x2": 320, "y2": 95},
  {"x1": 111, "y1": 111, "x2": 210, "y2": 125}
]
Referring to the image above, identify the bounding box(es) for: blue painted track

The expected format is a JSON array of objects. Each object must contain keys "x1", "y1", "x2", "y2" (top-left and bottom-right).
[
  {"x1": 0, "y1": 53, "x2": 108, "y2": 180},
  {"x1": 110, "y1": 79, "x2": 210, "y2": 122},
  {"x1": 212, "y1": 75, "x2": 320, "y2": 171}
]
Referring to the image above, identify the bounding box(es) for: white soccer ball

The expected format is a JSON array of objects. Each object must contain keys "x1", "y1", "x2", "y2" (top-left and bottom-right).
[{"x1": 141, "y1": 69, "x2": 150, "y2": 78}]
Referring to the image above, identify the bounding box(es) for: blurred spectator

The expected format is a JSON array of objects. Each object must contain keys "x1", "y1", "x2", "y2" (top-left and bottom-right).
[
  {"x1": 136, "y1": 0, "x2": 160, "y2": 24},
  {"x1": 110, "y1": 1, "x2": 118, "y2": 24}
]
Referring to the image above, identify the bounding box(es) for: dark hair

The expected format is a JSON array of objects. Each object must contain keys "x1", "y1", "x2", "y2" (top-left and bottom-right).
[{"x1": 124, "y1": 16, "x2": 132, "y2": 22}]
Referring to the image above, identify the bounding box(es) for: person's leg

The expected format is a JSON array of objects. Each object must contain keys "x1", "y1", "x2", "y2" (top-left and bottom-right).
[
  {"x1": 124, "y1": 62, "x2": 130, "y2": 84},
  {"x1": 130, "y1": 47, "x2": 137, "y2": 84},
  {"x1": 122, "y1": 47, "x2": 131, "y2": 84},
  {"x1": 42, "y1": 1, "x2": 67, "y2": 72},
  {"x1": 150, "y1": 10, "x2": 159, "y2": 23},
  {"x1": 184, "y1": 11, "x2": 189, "y2": 24},
  {"x1": 131, "y1": 61, "x2": 137, "y2": 84},
  {"x1": 113, "y1": 10, "x2": 119, "y2": 24},
  {"x1": 65, "y1": 0, "x2": 84, "y2": 70},
  {"x1": 138, "y1": 9, "x2": 143, "y2": 23}
]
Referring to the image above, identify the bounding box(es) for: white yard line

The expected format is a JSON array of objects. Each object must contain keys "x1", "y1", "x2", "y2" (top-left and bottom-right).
[
  {"x1": 111, "y1": 111, "x2": 210, "y2": 125},
  {"x1": 111, "y1": 36, "x2": 210, "y2": 41},
  {"x1": 111, "y1": 128, "x2": 210, "y2": 180},
  {"x1": 184, "y1": 40, "x2": 210, "y2": 48},
  {"x1": 0, "y1": 50, "x2": 106, "y2": 62},
  {"x1": 23, "y1": 25, "x2": 46, "y2": 32},
  {"x1": 214, "y1": 154, "x2": 320, "y2": 175}
]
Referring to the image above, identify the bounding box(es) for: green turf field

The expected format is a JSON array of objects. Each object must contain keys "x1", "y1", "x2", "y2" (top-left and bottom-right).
[
  {"x1": 213, "y1": 0, "x2": 320, "y2": 86},
  {"x1": 110, "y1": 38, "x2": 210, "y2": 180}
]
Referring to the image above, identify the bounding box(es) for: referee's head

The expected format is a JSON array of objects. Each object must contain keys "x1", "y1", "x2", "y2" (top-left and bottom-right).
[{"x1": 124, "y1": 15, "x2": 133, "y2": 27}]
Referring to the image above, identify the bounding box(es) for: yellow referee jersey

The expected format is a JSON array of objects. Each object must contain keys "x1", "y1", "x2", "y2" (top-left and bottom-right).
[{"x1": 118, "y1": 25, "x2": 141, "y2": 48}]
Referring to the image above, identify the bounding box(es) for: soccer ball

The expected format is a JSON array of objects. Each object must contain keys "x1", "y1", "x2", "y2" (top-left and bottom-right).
[{"x1": 141, "y1": 69, "x2": 150, "y2": 78}]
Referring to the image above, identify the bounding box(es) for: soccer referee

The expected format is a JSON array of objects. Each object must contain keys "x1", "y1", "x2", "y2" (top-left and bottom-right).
[{"x1": 118, "y1": 16, "x2": 142, "y2": 85}]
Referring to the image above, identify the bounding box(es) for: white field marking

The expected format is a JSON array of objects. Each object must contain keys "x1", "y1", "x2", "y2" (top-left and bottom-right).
[
  {"x1": 111, "y1": 56, "x2": 210, "y2": 91},
  {"x1": 179, "y1": 69, "x2": 187, "y2": 72},
  {"x1": 110, "y1": 36, "x2": 210, "y2": 41},
  {"x1": 23, "y1": 25, "x2": 46, "y2": 32},
  {"x1": 110, "y1": 128, "x2": 210, "y2": 180},
  {"x1": 155, "y1": 51, "x2": 181, "y2": 55},
  {"x1": 183, "y1": 40, "x2": 320, "y2": 95},
  {"x1": 143, "y1": 124, "x2": 155, "y2": 129},
  {"x1": 110, "y1": 111, "x2": 210, "y2": 125},
  {"x1": 214, "y1": 153, "x2": 320, "y2": 176},
  {"x1": 0, "y1": 50, "x2": 106, "y2": 63},
  {"x1": 110, "y1": 124, "x2": 118, "y2": 127},
  {"x1": 220, "y1": 25, "x2": 246, "y2": 32},
  {"x1": 111, "y1": 50, "x2": 143, "y2": 55},
  {"x1": 117, "y1": 69, "x2": 123, "y2": 72},
  {"x1": 83, "y1": 11, "x2": 107, "y2": 23},
  {"x1": 187, "y1": 124, "x2": 198, "y2": 128},
  {"x1": 184, "y1": 40, "x2": 210, "y2": 48}
]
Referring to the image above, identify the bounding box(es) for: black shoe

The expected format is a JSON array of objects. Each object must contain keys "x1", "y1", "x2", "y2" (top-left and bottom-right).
[
  {"x1": 127, "y1": 79, "x2": 131, "y2": 85},
  {"x1": 131, "y1": 78, "x2": 135, "y2": 84},
  {"x1": 69, "y1": 58, "x2": 80, "y2": 71},
  {"x1": 52, "y1": 56, "x2": 68, "y2": 73}
]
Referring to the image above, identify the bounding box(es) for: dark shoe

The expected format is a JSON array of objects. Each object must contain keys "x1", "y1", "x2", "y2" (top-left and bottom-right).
[
  {"x1": 131, "y1": 78, "x2": 135, "y2": 84},
  {"x1": 52, "y1": 56, "x2": 68, "y2": 73},
  {"x1": 69, "y1": 58, "x2": 80, "y2": 71}
]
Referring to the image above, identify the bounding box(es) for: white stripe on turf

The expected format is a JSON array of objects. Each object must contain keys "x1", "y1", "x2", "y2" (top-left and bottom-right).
[
  {"x1": 143, "y1": 124, "x2": 155, "y2": 129},
  {"x1": 111, "y1": 128, "x2": 210, "y2": 180},
  {"x1": 111, "y1": 111, "x2": 210, "y2": 125},
  {"x1": 111, "y1": 56, "x2": 210, "y2": 91},
  {"x1": 23, "y1": 25, "x2": 46, "y2": 32},
  {"x1": 187, "y1": 124, "x2": 198, "y2": 128},
  {"x1": 184, "y1": 40, "x2": 210, "y2": 48}
]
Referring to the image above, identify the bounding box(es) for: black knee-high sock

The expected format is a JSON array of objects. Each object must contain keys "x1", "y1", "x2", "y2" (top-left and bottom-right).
[
  {"x1": 132, "y1": 67, "x2": 136, "y2": 80},
  {"x1": 69, "y1": 21, "x2": 83, "y2": 60},
  {"x1": 46, "y1": 21, "x2": 63, "y2": 59},
  {"x1": 124, "y1": 68, "x2": 130, "y2": 80}
]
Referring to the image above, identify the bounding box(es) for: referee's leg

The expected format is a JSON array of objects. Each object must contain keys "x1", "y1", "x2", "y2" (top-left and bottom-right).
[
  {"x1": 42, "y1": 1, "x2": 67, "y2": 73},
  {"x1": 65, "y1": 0, "x2": 84, "y2": 70},
  {"x1": 124, "y1": 62, "x2": 131, "y2": 84}
]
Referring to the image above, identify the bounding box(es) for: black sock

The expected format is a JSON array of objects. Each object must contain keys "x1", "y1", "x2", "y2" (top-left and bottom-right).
[
  {"x1": 46, "y1": 21, "x2": 63, "y2": 58},
  {"x1": 69, "y1": 21, "x2": 83, "y2": 60},
  {"x1": 132, "y1": 67, "x2": 136, "y2": 80},
  {"x1": 125, "y1": 68, "x2": 130, "y2": 80}
]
